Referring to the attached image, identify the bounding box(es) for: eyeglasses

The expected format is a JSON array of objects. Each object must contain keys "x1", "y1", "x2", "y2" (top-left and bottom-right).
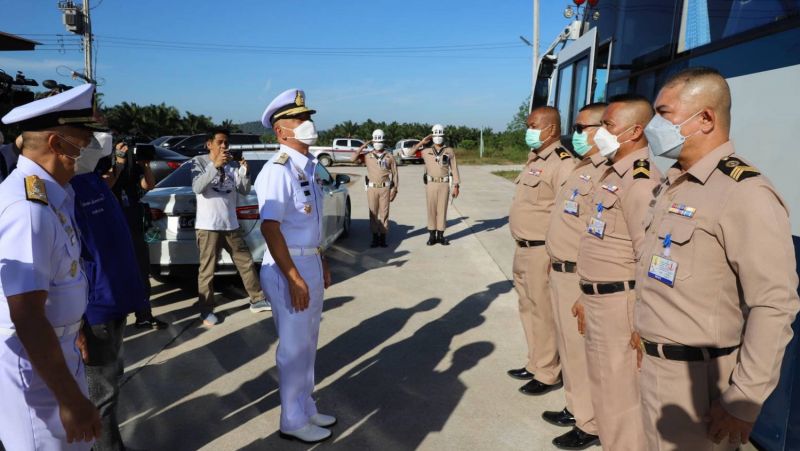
[{"x1": 572, "y1": 123, "x2": 602, "y2": 134}]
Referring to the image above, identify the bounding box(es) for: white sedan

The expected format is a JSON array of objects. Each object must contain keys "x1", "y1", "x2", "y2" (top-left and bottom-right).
[{"x1": 143, "y1": 151, "x2": 352, "y2": 276}]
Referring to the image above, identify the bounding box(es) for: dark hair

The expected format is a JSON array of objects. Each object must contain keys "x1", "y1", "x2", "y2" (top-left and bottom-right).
[
  {"x1": 579, "y1": 102, "x2": 608, "y2": 113},
  {"x1": 663, "y1": 67, "x2": 724, "y2": 88},
  {"x1": 607, "y1": 93, "x2": 655, "y2": 116},
  {"x1": 207, "y1": 128, "x2": 230, "y2": 141}
]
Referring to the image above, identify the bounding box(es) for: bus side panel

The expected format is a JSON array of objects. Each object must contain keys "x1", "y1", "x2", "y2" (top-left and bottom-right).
[{"x1": 752, "y1": 235, "x2": 800, "y2": 451}]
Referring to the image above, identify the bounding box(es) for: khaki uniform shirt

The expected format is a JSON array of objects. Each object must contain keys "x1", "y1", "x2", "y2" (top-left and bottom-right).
[
  {"x1": 422, "y1": 146, "x2": 460, "y2": 185},
  {"x1": 577, "y1": 147, "x2": 662, "y2": 282},
  {"x1": 634, "y1": 141, "x2": 800, "y2": 422},
  {"x1": 546, "y1": 152, "x2": 608, "y2": 263},
  {"x1": 365, "y1": 151, "x2": 398, "y2": 188},
  {"x1": 509, "y1": 142, "x2": 576, "y2": 241}
]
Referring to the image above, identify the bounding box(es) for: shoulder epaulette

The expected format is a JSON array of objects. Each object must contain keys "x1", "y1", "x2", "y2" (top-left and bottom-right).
[
  {"x1": 557, "y1": 148, "x2": 572, "y2": 160},
  {"x1": 274, "y1": 153, "x2": 290, "y2": 165},
  {"x1": 633, "y1": 159, "x2": 650, "y2": 179},
  {"x1": 717, "y1": 156, "x2": 760, "y2": 182},
  {"x1": 24, "y1": 175, "x2": 48, "y2": 205}
]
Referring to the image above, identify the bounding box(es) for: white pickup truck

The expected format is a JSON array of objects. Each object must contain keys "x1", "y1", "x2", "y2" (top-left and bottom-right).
[{"x1": 310, "y1": 138, "x2": 366, "y2": 167}]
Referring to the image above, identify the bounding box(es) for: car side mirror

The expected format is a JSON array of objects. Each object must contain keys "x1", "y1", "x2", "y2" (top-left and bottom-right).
[{"x1": 335, "y1": 174, "x2": 351, "y2": 187}]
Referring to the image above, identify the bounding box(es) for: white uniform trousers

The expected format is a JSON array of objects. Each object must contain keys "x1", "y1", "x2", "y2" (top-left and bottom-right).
[
  {"x1": 0, "y1": 332, "x2": 92, "y2": 451},
  {"x1": 260, "y1": 254, "x2": 324, "y2": 432}
]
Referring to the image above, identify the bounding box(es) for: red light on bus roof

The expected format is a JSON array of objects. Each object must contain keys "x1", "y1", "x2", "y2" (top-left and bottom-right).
[
  {"x1": 574, "y1": 0, "x2": 586, "y2": 4},
  {"x1": 588, "y1": 0, "x2": 599, "y2": 6}
]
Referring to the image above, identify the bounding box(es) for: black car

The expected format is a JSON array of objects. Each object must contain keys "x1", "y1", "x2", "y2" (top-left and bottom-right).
[
  {"x1": 149, "y1": 146, "x2": 190, "y2": 183},
  {"x1": 171, "y1": 133, "x2": 262, "y2": 157}
]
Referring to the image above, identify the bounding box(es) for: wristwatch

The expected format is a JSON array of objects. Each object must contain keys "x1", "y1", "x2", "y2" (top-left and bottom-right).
[{"x1": 115, "y1": 151, "x2": 126, "y2": 159}]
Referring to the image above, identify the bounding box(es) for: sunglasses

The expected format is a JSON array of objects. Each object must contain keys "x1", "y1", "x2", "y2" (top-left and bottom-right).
[{"x1": 573, "y1": 123, "x2": 602, "y2": 134}]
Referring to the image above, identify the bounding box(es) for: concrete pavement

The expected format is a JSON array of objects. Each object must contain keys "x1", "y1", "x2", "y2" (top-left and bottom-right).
[{"x1": 116, "y1": 163, "x2": 594, "y2": 450}]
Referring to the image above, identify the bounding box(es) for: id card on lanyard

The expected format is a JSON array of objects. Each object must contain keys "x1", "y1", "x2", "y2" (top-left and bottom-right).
[
  {"x1": 648, "y1": 233, "x2": 678, "y2": 287},
  {"x1": 564, "y1": 189, "x2": 579, "y2": 216},
  {"x1": 587, "y1": 203, "x2": 606, "y2": 238}
]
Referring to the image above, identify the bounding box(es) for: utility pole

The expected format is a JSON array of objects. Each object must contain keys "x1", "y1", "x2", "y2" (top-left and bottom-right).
[
  {"x1": 529, "y1": 0, "x2": 539, "y2": 113},
  {"x1": 82, "y1": 0, "x2": 93, "y2": 81}
]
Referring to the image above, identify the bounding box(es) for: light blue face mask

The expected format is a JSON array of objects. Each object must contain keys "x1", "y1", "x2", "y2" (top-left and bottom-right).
[
  {"x1": 525, "y1": 128, "x2": 543, "y2": 150},
  {"x1": 644, "y1": 110, "x2": 702, "y2": 159},
  {"x1": 572, "y1": 131, "x2": 591, "y2": 156}
]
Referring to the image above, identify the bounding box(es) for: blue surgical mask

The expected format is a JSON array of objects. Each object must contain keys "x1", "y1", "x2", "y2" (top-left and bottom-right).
[
  {"x1": 644, "y1": 110, "x2": 702, "y2": 159},
  {"x1": 525, "y1": 129, "x2": 543, "y2": 149},
  {"x1": 572, "y1": 131, "x2": 591, "y2": 156}
]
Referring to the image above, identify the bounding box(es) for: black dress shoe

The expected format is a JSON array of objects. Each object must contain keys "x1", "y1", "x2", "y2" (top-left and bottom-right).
[
  {"x1": 427, "y1": 231, "x2": 437, "y2": 246},
  {"x1": 370, "y1": 234, "x2": 380, "y2": 248},
  {"x1": 134, "y1": 317, "x2": 169, "y2": 330},
  {"x1": 542, "y1": 408, "x2": 575, "y2": 427},
  {"x1": 552, "y1": 427, "x2": 600, "y2": 450},
  {"x1": 519, "y1": 379, "x2": 563, "y2": 396},
  {"x1": 507, "y1": 367, "x2": 534, "y2": 380}
]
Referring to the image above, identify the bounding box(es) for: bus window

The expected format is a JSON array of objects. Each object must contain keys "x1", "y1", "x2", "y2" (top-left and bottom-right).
[
  {"x1": 593, "y1": 42, "x2": 611, "y2": 103},
  {"x1": 555, "y1": 64, "x2": 574, "y2": 133},
  {"x1": 572, "y1": 57, "x2": 590, "y2": 119},
  {"x1": 533, "y1": 57, "x2": 556, "y2": 108},
  {"x1": 679, "y1": 0, "x2": 800, "y2": 52}
]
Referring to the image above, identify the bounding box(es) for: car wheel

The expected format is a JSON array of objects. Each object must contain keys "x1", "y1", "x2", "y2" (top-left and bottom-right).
[
  {"x1": 319, "y1": 155, "x2": 333, "y2": 167},
  {"x1": 341, "y1": 197, "x2": 352, "y2": 238}
]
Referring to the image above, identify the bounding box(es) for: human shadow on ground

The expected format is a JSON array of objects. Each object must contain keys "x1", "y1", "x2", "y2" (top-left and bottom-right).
[
  {"x1": 242, "y1": 280, "x2": 513, "y2": 450},
  {"x1": 327, "y1": 219, "x2": 411, "y2": 285},
  {"x1": 118, "y1": 294, "x2": 433, "y2": 450},
  {"x1": 444, "y1": 216, "x2": 509, "y2": 243},
  {"x1": 403, "y1": 216, "x2": 467, "y2": 241}
]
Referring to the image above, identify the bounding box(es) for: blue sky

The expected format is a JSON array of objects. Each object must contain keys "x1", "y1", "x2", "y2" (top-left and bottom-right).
[{"x1": 1, "y1": 0, "x2": 568, "y2": 131}]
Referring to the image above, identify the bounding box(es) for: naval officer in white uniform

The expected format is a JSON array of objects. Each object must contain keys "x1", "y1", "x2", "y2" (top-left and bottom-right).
[
  {"x1": 0, "y1": 84, "x2": 104, "y2": 450},
  {"x1": 255, "y1": 89, "x2": 336, "y2": 444}
]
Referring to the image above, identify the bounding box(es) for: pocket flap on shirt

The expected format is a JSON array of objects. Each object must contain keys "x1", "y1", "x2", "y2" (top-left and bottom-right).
[{"x1": 657, "y1": 218, "x2": 696, "y2": 245}]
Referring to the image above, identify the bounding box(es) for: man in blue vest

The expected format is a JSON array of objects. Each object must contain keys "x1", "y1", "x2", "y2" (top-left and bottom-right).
[{"x1": 71, "y1": 140, "x2": 150, "y2": 451}]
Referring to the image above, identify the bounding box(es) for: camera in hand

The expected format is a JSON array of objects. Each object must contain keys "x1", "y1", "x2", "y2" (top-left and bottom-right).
[
  {"x1": 121, "y1": 137, "x2": 156, "y2": 162},
  {"x1": 228, "y1": 148, "x2": 243, "y2": 161}
]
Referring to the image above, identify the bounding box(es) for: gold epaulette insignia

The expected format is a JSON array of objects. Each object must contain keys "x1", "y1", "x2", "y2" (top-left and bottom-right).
[
  {"x1": 24, "y1": 175, "x2": 48, "y2": 205},
  {"x1": 274, "y1": 153, "x2": 290, "y2": 165},
  {"x1": 633, "y1": 159, "x2": 651, "y2": 179},
  {"x1": 557, "y1": 148, "x2": 572, "y2": 160},
  {"x1": 717, "y1": 156, "x2": 760, "y2": 182}
]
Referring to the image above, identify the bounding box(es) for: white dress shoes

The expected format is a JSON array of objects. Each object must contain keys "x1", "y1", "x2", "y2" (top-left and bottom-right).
[
  {"x1": 310, "y1": 413, "x2": 337, "y2": 427},
  {"x1": 279, "y1": 423, "x2": 332, "y2": 443}
]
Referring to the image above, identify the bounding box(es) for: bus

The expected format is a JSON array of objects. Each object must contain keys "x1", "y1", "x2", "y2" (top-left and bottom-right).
[{"x1": 531, "y1": 1, "x2": 800, "y2": 449}]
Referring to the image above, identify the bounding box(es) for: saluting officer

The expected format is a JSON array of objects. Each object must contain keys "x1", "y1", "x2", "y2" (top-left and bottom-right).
[
  {"x1": 542, "y1": 102, "x2": 607, "y2": 449},
  {"x1": 0, "y1": 84, "x2": 103, "y2": 449},
  {"x1": 634, "y1": 67, "x2": 799, "y2": 450},
  {"x1": 575, "y1": 94, "x2": 660, "y2": 450},
  {"x1": 351, "y1": 129, "x2": 399, "y2": 248},
  {"x1": 413, "y1": 124, "x2": 460, "y2": 246},
  {"x1": 507, "y1": 106, "x2": 576, "y2": 395},
  {"x1": 255, "y1": 89, "x2": 337, "y2": 444}
]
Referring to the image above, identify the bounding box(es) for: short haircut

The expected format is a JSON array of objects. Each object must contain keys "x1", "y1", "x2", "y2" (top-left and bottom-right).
[
  {"x1": 662, "y1": 67, "x2": 731, "y2": 128},
  {"x1": 579, "y1": 102, "x2": 608, "y2": 113},
  {"x1": 207, "y1": 128, "x2": 230, "y2": 141}
]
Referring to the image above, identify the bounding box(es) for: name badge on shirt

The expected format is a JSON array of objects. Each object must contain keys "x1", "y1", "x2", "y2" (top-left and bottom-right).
[
  {"x1": 588, "y1": 217, "x2": 606, "y2": 238},
  {"x1": 530, "y1": 168, "x2": 543, "y2": 177},
  {"x1": 564, "y1": 200, "x2": 579, "y2": 216},
  {"x1": 648, "y1": 255, "x2": 678, "y2": 287}
]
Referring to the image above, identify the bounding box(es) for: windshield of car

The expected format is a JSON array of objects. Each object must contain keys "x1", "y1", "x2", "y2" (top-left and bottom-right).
[{"x1": 156, "y1": 159, "x2": 269, "y2": 188}]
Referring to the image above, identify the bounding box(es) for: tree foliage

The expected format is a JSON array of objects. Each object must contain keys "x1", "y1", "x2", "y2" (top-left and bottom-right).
[{"x1": 101, "y1": 102, "x2": 237, "y2": 139}]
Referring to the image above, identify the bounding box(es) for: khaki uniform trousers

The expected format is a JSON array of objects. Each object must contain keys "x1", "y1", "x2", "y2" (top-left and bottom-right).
[
  {"x1": 196, "y1": 228, "x2": 264, "y2": 313},
  {"x1": 367, "y1": 187, "x2": 391, "y2": 234},
  {"x1": 581, "y1": 287, "x2": 645, "y2": 451},
  {"x1": 426, "y1": 181, "x2": 449, "y2": 231},
  {"x1": 549, "y1": 269, "x2": 598, "y2": 435},
  {"x1": 640, "y1": 350, "x2": 739, "y2": 451},
  {"x1": 512, "y1": 245, "x2": 561, "y2": 384}
]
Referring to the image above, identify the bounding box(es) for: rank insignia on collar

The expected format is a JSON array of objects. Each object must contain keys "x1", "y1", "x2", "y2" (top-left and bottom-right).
[
  {"x1": 633, "y1": 159, "x2": 650, "y2": 179},
  {"x1": 668, "y1": 203, "x2": 696, "y2": 218},
  {"x1": 24, "y1": 175, "x2": 48, "y2": 205},
  {"x1": 602, "y1": 184, "x2": 619, "y2": 193}
]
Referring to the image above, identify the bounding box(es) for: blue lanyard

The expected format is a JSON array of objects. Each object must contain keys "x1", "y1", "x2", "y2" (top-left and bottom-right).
[
  {"x1": 570, "y1": 189, "x2": 578, "y2": 201},
  {"x1": 663, "y1": 233, "x2": 672, "y2": 257},
  {"x1": 596, "y1": 203, "x2": 604, "y2": 219}
]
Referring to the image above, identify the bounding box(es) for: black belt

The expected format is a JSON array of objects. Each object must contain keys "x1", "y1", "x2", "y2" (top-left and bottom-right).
[
  {"x1": 579, "y1": 280, "x2": 635, "y2": 295},
  {"x1": 642, "y1": 341, "x2": 739, "y2": 362},
  {"x1": 517, "y1": 240, "x2": 545, "y2": 248},
  {"x1": 552, "y1": 261, "x2": 577, "y2": 273}
]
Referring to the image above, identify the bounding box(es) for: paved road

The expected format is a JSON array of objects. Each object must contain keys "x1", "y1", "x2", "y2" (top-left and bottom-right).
[{"x1": 116, "y1": 163, "x2": 594, "y2": 450}]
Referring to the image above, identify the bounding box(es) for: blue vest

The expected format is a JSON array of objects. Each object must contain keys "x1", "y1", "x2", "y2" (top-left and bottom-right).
[{"x1": 71, "y1": 173, "x2": 148, "y2": 325}]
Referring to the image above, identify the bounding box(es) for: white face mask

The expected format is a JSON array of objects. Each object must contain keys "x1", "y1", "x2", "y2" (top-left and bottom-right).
[
  {"x1": 433, "y1": 136, "x2": 444, "y2": 145},
  {"x1": 58, "y1": 132, "x2": 113, "y2": 175},
  {"x1": 283, "y1": 120, "x2": 318, "y2": 146},
  {"x1": 594, "y1": 126, "x2": 635, "y2": 159},
  {"x1": 644, "y1": 110, "x2": 703, "y2": 159},
  {"x1": 373, "y1": 142, "x2": 385, "y2": 151}
]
